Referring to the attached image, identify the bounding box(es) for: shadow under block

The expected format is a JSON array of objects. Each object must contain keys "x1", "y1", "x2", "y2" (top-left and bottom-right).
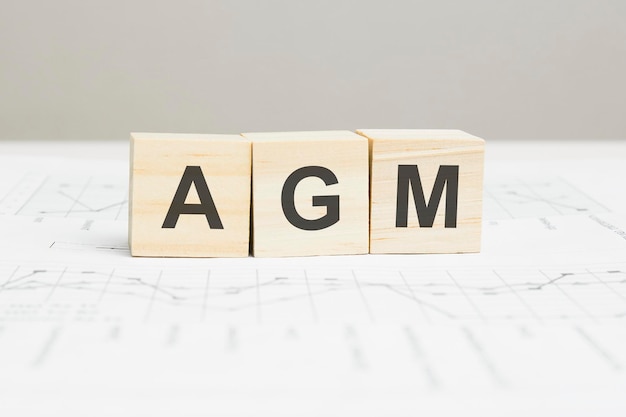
[
  {"x1": 129, "y1": 133, "x2": 251, "y2": 257},
  {"x1": 243, "y1": 131, "x2": 369, "y2": 257},
  {"x1": 357, "y1": 129, "x2": 484, "y2": 254}
]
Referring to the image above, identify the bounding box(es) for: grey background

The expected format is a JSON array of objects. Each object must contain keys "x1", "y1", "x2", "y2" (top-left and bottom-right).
[{"x1": 1, "y1": 0, "x2": 625, "y2": 141}]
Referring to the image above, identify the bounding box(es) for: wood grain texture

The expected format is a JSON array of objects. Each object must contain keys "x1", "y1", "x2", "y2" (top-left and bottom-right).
[
  {"x1": 357, "y1": 129, "x2": 484, "y2": 254},
  {"x1": 129, "y1": 132, "x2": 251, "y2": 257},
  {"x1": 243, "y1": 131, "x2": 369, "y2": 257}
]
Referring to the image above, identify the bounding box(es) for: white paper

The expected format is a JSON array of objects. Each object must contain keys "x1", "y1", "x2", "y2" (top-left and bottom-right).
[{"x1": 0, "y1": 141, "x2": 625, "y2": 416}]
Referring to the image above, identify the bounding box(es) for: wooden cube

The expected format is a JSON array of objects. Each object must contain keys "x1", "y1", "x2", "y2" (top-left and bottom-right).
[
  {"x1": 357, "y1": 129, "x2": 484, "y2": 254},
  {"x1": 243, "y1": 131, "x2": 369, "y2": 257},
  {"x1": 129, "y1": 132, "x2": 251, "y2": 257}
]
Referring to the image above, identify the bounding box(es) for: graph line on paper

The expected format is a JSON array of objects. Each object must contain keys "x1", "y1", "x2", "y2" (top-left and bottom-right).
[
  {"x1": 1, "y1": 263, "x2": 625, "y2": 324},
  {"x1": 483, "y1": 177, "x2": 609, "y2": 220},
  {"x1": 0, "y1": 173, "x2": 128, "y2": 221}
]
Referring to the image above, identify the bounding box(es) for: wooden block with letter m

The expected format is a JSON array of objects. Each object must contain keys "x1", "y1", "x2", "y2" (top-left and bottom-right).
[
  {"x1": 357, "y1": 129, "x2": 485, "y2": 254},
  {"x1": 129, "y1": 132, "x2": 251, "y2": 257}
]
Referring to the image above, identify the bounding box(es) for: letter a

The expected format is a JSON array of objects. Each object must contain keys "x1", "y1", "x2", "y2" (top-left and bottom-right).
[{"x1": 162, "y1": 166, "x2": 224, "y2": 229}]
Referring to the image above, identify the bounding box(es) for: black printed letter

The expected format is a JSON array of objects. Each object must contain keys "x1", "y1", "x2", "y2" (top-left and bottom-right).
[
  {"x1": 396, "y1": 165, "x2": 459, "y2": 228},
  {"x1": 162, "y1": 166, "x2": 224, "y2": 229},
  {"x1": 281, "y1": 166, "x2": 340, "y2": 231}
]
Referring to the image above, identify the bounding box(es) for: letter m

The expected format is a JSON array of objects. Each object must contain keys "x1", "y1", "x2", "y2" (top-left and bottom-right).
[{"x1": 395, "y1": 165, "x2": 459, "y2": 228}]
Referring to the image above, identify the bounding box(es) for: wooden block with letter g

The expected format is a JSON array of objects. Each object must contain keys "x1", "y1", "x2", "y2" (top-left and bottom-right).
[
  {"x1": 242, "y1": 131, "x2": 369, "y2": 257},
  {"x1": 356, "y1": 129, "x2": 485, "y2": 254},
  {"x1": 129, "y1": 132, "x2": 251, "y2": 257}
]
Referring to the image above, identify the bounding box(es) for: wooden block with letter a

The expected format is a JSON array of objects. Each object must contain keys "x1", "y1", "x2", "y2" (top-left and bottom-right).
[
  {"x1": 129, "y1": 132, "x2": 251, "y2": 257},
  {"x1": 242, "y1": 131, "x2": 369, "y2": 257},
  {"x1": 356, "y1": 129, "x2": 484, "y2": 254}
]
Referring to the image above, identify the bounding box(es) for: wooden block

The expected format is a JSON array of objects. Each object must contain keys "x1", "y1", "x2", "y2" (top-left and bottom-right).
[
  {"x1": 129, "y1": 132, "x2": 251, "y2": 257},
  {"x1": 356, "y1": 129, "x2": 484, "y2": 254},
  {"x1": 242, "y1": 131, "x2": 369, "y2": 257}
]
